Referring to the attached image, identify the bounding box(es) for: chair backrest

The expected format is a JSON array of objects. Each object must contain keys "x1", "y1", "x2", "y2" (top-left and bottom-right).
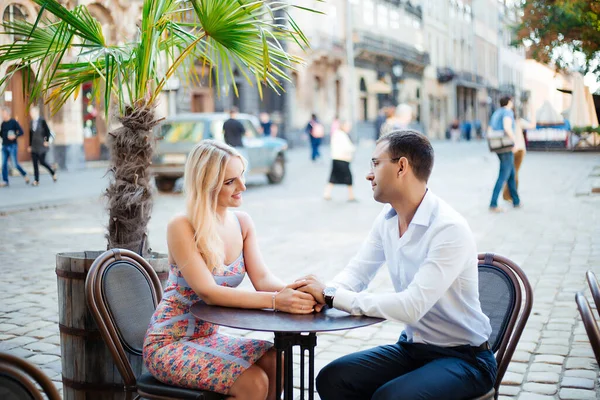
[
  {"x1": 0, "y1": 352, "x2": 61, "y2": 400},
  {"x1": 85, "y1": 249, "x2": 163, "y2": 386},
  {"x1": 586, "y1": 270, "x2": 600, "y2": 317},
  {"x1": 575, "y1": 292, "x2": 600, "y2": 365},
  {"x1": 478, "y1": 253, "x2": 533, "y2": 394}
]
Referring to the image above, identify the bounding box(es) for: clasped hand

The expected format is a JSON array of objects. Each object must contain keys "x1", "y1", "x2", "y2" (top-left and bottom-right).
[{"x1": 276, "y1": 275, "x2": 327, "y2": 314}]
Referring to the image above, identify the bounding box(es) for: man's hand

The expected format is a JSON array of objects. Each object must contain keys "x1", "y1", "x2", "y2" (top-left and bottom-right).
[{"x1": 295, "y1": 275, "x2": 326, "y2": 304}]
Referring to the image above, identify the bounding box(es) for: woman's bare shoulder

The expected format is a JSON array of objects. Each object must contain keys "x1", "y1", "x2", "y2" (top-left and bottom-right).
[{"x1": 168, "y1": 214, "x2": 194, "y2": 234}]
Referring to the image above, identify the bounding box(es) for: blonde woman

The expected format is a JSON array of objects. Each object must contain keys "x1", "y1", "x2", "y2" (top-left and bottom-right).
[{"x1": 143, "y1": 140, "x2": 316, "y2": 400}]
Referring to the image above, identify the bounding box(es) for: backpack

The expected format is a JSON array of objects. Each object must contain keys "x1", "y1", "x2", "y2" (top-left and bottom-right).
[{"x1": 311, "y1": 122, "x2": 325, "y2": 138}]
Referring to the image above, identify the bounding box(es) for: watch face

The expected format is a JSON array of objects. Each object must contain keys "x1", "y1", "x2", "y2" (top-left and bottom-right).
[{"x1": 324, "y1": 287, "x2": 336, "y2": 297}]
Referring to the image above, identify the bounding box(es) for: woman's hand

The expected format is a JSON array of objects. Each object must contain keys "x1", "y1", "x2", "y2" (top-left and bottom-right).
[{"x1": 274, "y1": 281, "x2": 317, "y2": 314}]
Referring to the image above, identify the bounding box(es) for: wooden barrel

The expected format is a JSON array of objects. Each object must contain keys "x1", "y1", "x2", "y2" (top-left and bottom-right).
[{"x1": 56, "y1": 251, "x2": 169, "y2": 400}]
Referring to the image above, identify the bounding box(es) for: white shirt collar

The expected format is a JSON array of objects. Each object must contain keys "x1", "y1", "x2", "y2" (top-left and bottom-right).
[{"x1": 384, "y1": 189, "x2": 433, "y2": 227}]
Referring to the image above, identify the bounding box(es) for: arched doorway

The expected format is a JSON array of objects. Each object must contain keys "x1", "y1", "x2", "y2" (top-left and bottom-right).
[{"x1": 3, "y1": 3, "x2": 32, "y2": 162}]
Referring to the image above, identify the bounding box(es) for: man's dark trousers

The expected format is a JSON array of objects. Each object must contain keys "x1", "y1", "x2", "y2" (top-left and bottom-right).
[{"x1": 316, "y1": 332, "x2": 497, "y2": 400}]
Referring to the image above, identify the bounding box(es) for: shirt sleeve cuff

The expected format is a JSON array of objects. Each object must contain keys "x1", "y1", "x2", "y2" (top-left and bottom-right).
[{"x1": 332, "y1": 288, "x2": 358, "y2": 314}]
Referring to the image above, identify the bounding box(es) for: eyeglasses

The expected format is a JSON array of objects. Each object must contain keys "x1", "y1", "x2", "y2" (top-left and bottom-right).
[{"x1": 370, "y1": 157, "x2": 400, "y2": 170}]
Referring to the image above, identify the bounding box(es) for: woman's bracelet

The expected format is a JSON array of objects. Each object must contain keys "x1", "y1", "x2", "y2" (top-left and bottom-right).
[{"x1": 272, "y1": 291, "x2": 279, "y2": 312}]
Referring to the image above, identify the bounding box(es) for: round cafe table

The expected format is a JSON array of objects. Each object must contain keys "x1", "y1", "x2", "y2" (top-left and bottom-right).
[{"x1": 190, "y1": 302, "x2": 384, "y2": 400}]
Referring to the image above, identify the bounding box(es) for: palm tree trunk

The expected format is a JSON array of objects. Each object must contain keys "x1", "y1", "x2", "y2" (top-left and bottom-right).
[{"x1": 105, "y1": 105, "x2": 158, "y2": 255}]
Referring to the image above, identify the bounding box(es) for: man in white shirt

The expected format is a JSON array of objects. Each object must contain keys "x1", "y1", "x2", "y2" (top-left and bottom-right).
[{"x1": 298, "y1": 130, "x2": 496, "y2": 399}]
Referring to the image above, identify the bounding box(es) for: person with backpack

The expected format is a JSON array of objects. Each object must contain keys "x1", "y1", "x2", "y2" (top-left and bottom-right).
[
  {"x1": 306, "y1": 114, "x2": 324, "y2": 162},
  {"x1": 487, "y1": 96, "x2": 520, "y2": 212},
  {"x1": 28, "y1": 105, "x2": 57, "y2": 186}
]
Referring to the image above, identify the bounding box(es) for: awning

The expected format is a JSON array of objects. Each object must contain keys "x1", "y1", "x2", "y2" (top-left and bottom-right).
[{"x1": 368, "y1": 80, "x2": 392, "y2": 94}]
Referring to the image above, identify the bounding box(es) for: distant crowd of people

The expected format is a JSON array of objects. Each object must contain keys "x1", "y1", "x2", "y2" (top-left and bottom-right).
[{"x1": 0, "y1": 105, "x2": 57, "y2": 188}]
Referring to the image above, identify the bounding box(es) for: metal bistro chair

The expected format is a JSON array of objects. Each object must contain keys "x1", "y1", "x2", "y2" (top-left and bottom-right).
[
  {"x1": 85, "y1": 248, "x2": 223, "y2": 400},
  {"x1": 575, "y1": 292, "x2": 600, "y2": 365},
  {"x1": 586, "y1": 270, "x2": 600, "y2": 317},
  {"x1": 0, "y1": 352, "x2": 61, "y2": 400},
  {"x1": 473, "y1": 253, "x2": 533, "y2": 400}
]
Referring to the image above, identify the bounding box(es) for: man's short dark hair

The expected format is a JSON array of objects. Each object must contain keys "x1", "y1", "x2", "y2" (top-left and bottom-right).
[
  {"x1": 500, "y1": 96, "x2": 512, "y2": 107},
  {"x1": 377, "y1": 130, "x2": 434, "y2": 182},
  {"x1": 230, "y1": 106, "x2": 239, "y2": 115}
]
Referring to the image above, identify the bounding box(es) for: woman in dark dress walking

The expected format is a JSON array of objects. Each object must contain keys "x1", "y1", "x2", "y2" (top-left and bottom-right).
[{"x1": 28, "y1": 106, "x2": 57, "y2": 186}]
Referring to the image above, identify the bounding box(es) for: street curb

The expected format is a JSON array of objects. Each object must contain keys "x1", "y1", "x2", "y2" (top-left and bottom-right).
[{"x1": 0, "y1": 196, "x2": 101, "y2": 217}]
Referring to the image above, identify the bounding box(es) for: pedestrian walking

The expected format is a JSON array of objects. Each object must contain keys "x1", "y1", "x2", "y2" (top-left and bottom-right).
[
  {"x1": 28, "y1": 106, "x2": 57, "y2": 186},
  {"x1": 223, "y1": 107, "x2": 245, "y2": 148},
  {"x1": 380, "y1": 104, "x2": 413, "y2": 137},
  {"x1": 259, "y1": 111, "x2": 274, "y2": 137},
  {"x1": 323, "y1": 121, "x2": 356, "y2": 202},
  {"x1": 306, "y1": 114, "x2": 324, "y2": 162},
  {"x1": 487, "y1": 96, "x2": 520, "y2": 212},
  {"x1": 374, "y1": 107, "x2": 388, "y2": 140},
  {"x1": 502, "y1": 117, "x2": 535, "y2": 202},
  {"x1": 1, "y1": 106, "x2": 29, "y2": 187},
  {"x1": 446, "y1": 119, "x2": 461, "y2": 141}
]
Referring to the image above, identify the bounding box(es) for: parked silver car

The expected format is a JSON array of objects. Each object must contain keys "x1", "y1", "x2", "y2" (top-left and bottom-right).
[{"x1": 151, "y1": 113, "x2": 287, "y2": 192}]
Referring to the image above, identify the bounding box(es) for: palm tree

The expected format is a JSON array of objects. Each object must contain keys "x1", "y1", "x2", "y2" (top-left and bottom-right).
[{"x1": 0, "y1": 0, "x2": 314, "y2": 254}]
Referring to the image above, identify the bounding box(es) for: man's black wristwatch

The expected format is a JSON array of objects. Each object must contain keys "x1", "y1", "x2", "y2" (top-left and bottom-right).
[{"x1": 323, "y1": 287, "x2": 337, "y2": 308}]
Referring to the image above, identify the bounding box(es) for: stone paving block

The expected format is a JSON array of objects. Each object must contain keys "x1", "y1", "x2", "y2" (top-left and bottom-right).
[
  {"x1": 23, "y1": 342, "x2": 58, "y2": 353},
  {"x1": 512, "y1": 351, "x2": 533, "y2": 363},
  {"x1": 560, "y1": 377, "x2": 595, "y2": 390},
  {"x1": 502, "y1": 372, "x2": 525, "y2": 386},
  {"x1": 26, "y1": 354, "x2": 60, "y2": 365},
  {"x1": 526, "y1": 372, "x2": 560, "y2": 384},
  {"x1": 517, "y1": 342, "x2": 537, "y2": 353},
  {"x1": 0, "y1": 335, "x2": 37, "y2": 350},
  {"x1": 533, "y1": 355, "x2": 565, "y2": 365},
  {"x1": 517, "y1": 393, "x2": 556, "y2": 400},
  {"x1": 529, "y1": 363, "x2": 562, "y2": 374},
  {"x1": 508, "y1": 362, "x2": 529, "y2": 374},
  {"x1": 558, "y1": 388, "x2": 597, "y2": 399},
  {"x1": 499, "y1": 385, "x2": 521, "y2": 396},
  {"x1": 44, "y1": 335, "x2": 60, "y2": 346},
  {"x1": 521, "y1": 382, "x2": 558, "y2": 395},
  {"x1": 540, "y1": 337, "x2": 570, "y2": 346},
  {"x1": 563, "y1": 370, "x2": 598, "y2": 380},
  {"x1": 535, "y1": 345, "x2": 570, "y2": 356},
  {"x1": 569, "y1": 347, "x2": 595, "y2": 358},
  {"x1": 565, "y1": 358, "x2": 598, "y2": 370},
  {"x1": 0, "y1": 334, "x2": 16, "y2": 341}
]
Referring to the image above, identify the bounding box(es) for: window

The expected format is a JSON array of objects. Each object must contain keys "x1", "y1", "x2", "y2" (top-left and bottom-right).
[
  {"x1": 390, "y1": 10, "x2": 400, "y2": 29},
  {"x1": 3, "y1": 4, "x2": 28, "y2": 41},
  {"x1": 363, "y1": 0, "x2": 374, "y2": 26},
  {"x1": 377, "y1": 4, "x2": 388, "y2": 29},
  {"x1": 241, "y1": 119, "x2": 258, "y2": 139},
  {"x1": 161, "y1": 121, "x2": 206, "y2": 143}
]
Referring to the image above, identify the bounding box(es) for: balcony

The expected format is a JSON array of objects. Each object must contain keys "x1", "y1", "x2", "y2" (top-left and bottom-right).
[{"x1": 354, "y1": 31, "x2": 429, "y2": 69}]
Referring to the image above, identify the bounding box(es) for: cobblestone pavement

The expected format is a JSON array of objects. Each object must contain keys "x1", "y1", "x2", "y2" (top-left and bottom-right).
[{"x1": 1, "y1": 140, "x2": 599, "y2": 399}]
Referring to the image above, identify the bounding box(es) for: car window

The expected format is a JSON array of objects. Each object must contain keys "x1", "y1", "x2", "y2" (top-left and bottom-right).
[
  {"x1": 241, "y1": 119, "x2": 258, "y2": 138},
  {"x1": 159, "y1": 122, "x2": 205, "y2": 143}
]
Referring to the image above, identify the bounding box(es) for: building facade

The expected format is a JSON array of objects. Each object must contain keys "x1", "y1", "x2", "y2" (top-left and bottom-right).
[{"x1": 0, "y1": 0, "x2": 143, "y2": 168}]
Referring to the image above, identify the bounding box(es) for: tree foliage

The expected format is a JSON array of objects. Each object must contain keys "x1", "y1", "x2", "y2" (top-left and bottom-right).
[{"x1": 515, "y1": 0, "x2": 600, "y2": 75}]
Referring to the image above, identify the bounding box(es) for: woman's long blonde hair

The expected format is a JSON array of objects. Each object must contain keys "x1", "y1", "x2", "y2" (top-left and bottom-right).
[{"x1": 184, "y1": 139, "x2": 246, "y2": 269}]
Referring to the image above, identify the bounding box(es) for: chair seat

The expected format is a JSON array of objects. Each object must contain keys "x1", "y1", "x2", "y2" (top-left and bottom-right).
[
  {"x1": 137, "y1": 373, "x2": 222, "y2": 400},
  {"x1": 472, "y1": 388, "x2": 495, "y2": 400}
]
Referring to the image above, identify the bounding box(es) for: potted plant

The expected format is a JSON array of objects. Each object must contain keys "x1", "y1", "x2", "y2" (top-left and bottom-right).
[{"x1": 0, "y1": 0, "x2": 313, "y2": 397}]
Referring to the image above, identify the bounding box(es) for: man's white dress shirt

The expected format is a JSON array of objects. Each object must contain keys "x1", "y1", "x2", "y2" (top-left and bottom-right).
[{"x1": 331, "y1": 190, "x2": 492, "y2": 347}]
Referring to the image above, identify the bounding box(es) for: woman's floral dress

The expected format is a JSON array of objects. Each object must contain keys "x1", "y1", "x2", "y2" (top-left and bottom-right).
[{"x1": 143, "y1": 216, "x2": 272, "y2": 394}]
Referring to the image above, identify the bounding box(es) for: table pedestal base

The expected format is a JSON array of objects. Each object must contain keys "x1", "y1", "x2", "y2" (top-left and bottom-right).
[{"x1": 274, "y1": 332, "x2": 317, "y2": 400}]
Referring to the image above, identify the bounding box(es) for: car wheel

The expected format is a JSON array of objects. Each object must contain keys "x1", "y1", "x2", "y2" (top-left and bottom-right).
[
  {"x1": 267, "y1": 154, "x2": 285, "y2": 184},
  {"x1": 155, "y1": 176, "x2": 176, "y2": 192}
]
